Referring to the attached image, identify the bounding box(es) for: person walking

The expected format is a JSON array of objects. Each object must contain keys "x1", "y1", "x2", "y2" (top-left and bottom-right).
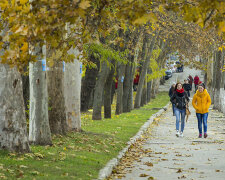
[
  {"x1": 169, "y1": 82, "x2": 176, "y2": 116},
  {"x1": 170, "y1": 82, "x2": 189, "y2": 137},
  {"x1": 192, "y1": 83, "x2": 211, "y2": 138},
  {"x1": 188, "y1": 75, "x2": 193, "y2": 91},
  {"x1": 183, "y1": 79, "x2": 191, "y2": 97},
  {"x1": 194, "y1": 75, "x2": 199, "y2": 92}
]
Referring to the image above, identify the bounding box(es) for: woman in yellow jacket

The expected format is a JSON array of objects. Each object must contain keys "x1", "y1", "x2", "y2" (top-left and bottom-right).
[{"x1": 192, "y1": 83, "x2": 211, "y2": 138}]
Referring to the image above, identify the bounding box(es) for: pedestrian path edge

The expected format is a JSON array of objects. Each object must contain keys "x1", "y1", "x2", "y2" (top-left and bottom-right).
[{"x1": 97, "y1": 102, "x2": 170, "y2": 180}]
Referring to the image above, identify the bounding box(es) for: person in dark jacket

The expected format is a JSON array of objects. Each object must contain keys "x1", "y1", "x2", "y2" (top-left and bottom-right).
[
  {"x1": 169, "y1": 82, "x2": 176, "y2": 116},
  {"x1": 170, "y1": 82, "x2": 189, "y2": 137},
  {"x1": 183, "y1": 79, "x2": 191, "y2": 97},
  {"x1": 188, "y1": 75, "x2": 193, "y2": 90}
]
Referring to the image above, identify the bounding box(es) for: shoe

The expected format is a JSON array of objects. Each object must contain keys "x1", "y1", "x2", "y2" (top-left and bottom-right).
[
  {"x1": 198, "y1": 134, "x2": 202, "y2": 138},
  {"x1": 176, "y1": 130, "x2": 180, "y2": 137},
  {"x1": 180, "y1": 132, "x2": 184, "y2": 137},
  {"x1": 204, "y1": 133, "x2": 208, "y2": 138}
]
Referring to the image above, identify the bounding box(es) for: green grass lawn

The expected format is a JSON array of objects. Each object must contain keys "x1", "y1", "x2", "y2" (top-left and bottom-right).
[{"x1": 0, "y1": 92, "x2": 169, "y2": 180}]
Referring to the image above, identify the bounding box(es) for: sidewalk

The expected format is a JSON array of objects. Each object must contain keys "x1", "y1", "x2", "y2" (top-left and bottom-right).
[{"x1": 109, "y1": 69, "x2": 225, "y2": 180}]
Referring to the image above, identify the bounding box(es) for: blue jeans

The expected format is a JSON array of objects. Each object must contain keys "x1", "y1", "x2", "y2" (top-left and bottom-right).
[
  {"x1": 172, "y1": 103, "x2": 175, "y2": 116},
  {"x1": 196, "y1": 113, "x2": 208, "y2": 134},
  {"x1": 174, "y1": 107, "x2": 186, "y2": 132}
]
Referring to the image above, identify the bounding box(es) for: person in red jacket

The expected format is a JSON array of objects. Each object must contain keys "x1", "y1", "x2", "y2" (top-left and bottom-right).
[
  {"x1": 133, "y1": 71, "x2": 140, "y2": 91},
  {"x1": 194, "y1": 75, "x2": 200, "y2": 92}
]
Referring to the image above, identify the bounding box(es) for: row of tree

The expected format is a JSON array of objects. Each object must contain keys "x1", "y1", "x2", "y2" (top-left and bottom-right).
[{"x1": 0, "y1": 0, "x2": 224, "y2": 152}]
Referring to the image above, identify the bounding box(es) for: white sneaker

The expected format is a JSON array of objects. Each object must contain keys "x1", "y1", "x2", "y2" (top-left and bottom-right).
[
  {"x1": 180, "y1": 132, "x2": 184, "y2": 137},
  {"x1": 176, "y1": 130, "x2": 180, "y2": 137}
]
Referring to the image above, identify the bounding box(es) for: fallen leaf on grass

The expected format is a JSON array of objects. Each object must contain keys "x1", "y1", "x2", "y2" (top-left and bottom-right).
[
  {"x1": 19, "y1": 165, "x2": 28, "y2": 169},
  {"x1": 6, "y1": 169, "x2": 14, "y2": 174},
  {"x1": 62, "y1": 173, "x2": 68, "y2": 176},
  {"x1": 140, "y1": 173, "x2": 149, "y2": 177},
  {"x1": 24, "y1": 153, "x2": 34, "y2": 159},
  {"x1": 30, "y1": 170, "x2": 40, "y2": 175},
  {"x1": 34, "y1": 153, "x2": 44, "y2": 159},
  {"x1": 0, "y1": 173, "x2": 7, "y2": 179}
]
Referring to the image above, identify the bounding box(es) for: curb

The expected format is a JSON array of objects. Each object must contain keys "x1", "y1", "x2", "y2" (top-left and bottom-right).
[{"x1": 98, "y1": 102, "x2": 171, "y2": 180}]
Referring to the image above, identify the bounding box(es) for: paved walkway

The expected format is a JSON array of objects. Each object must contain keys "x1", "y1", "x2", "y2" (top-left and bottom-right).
[{"x1": 109, "y1": 68, "x2": 225, "y2": 180}]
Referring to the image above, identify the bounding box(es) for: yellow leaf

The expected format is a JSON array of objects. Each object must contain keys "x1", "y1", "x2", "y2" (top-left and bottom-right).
[
  {"x1": 0, "y1": 1, "x2": 9, "y2": 10},
  {"x1": 158, "y1": 5, "x2": 165, "y2": 14},
  {"x1": 79, "y1": 0, "x2": 91, "y2": 9},
  {"x1": 21, "y1": 42, "x2": 28, "y2": 52},
  {"x1": 20, "y1": 0, "x2": 28, "y2": 5},
  {"x1": 218, "y1": 21, "x2": 225, "y2": 34}
]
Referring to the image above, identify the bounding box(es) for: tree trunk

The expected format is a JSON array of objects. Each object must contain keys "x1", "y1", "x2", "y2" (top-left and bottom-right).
[
  {"x1": 127, "y1": 64, "x2": 135, "y2": 112},
  {"x1": 48, "y1": 61, "x2": 67, "y2": 134},
  {"x1": 21, "y1": 66, "x2": 29, "y2": 120},
  {"x1": 0, "y1": 64, "x2": 30, "y2": 152},
  {"x1": 111, "y1": 80, "x2": 116, "y2": 105},
  {"x1": 116, "y1": 63, "x2": 126, "y2": 115},
  {"x1": 29, "y1": 45, "x2": 52, "y2": 145},
  {"x1": 104, "y1": 63, "x2": 115, "y2": 118},
  {"x1": 206, "y1": 55, "x2": 213, "y2": 95},
  {"x1": 92, "y1": 61, "x2": 110, "y2": 120},
  {"x1": 141, "y1": 78, "x2": 147, "y2": 106},
  {"x1": 123, "y1": 60, "x2": 133, "y2": 112},
  {"x1": 64, "y1": 60, "x2": 81, "y2": 131},
  {"x1": 134, "y1": 32, "x2": 157, "y2": 108},
  {"x1": 29, "y1": 61, "x2": 52, "y2": 145},
  {"x1": 151, "y1": 79, "x2": 158, "y2": 99},
  {"x1": 81, "y1": 55, "x2": 99, "y2": 112},
  {"x1": 213, "y1": 50, "x2": 222, "y2": 110},
  {"x1": 147, "y1": 70, "x2": 152, "y2": 103}
]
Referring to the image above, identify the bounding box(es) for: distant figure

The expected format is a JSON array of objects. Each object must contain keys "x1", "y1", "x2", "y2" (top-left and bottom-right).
[
  {"x1": 183, "y1": 79, "x2": 191, "y2": 97},
  {"x1": 133, "y1": 70, "x2": 140, "y2": 91},
  {"x1": 169, "y1": 82, "x2": 176, "y2": 116},
  {"x1": 192, "y1": 83, "x2": 211, "y2": 138},
  {"x1": 188, "y1": 75, "x2": 193, "y2": 90},
  {"x1": 115, "y1": 77, "x2": 118, "y2": 89},
  {"x1": 194, "y1": 75, "x2": 200, "y2": 92},
  {"x1": 170, "y1": 82, "x2": 189, "y2": 137}
]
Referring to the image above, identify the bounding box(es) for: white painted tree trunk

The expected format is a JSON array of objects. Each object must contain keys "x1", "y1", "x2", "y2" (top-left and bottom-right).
[
  {"x1": 29, "y1": 46, "x2": 52, "y2": 145},
  {"x1": 0, "y1": 64, "x2": 30, "y2": 152},
  {"x1": 64, "y1": 59, "x2": 81, "y2": 131},
  {"x1": 63, "y1": 23, "x2": 81, "y2": 130}
]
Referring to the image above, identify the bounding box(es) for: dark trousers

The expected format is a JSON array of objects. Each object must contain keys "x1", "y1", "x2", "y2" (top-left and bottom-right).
[{"x1": 194, "y1": 84, "x2": 198, "y2": 92}]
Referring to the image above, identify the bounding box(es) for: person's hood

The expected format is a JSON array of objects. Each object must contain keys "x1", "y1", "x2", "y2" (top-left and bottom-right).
[{"x1": 196, "y1": 89, "x2": 208, "y2": 98}]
